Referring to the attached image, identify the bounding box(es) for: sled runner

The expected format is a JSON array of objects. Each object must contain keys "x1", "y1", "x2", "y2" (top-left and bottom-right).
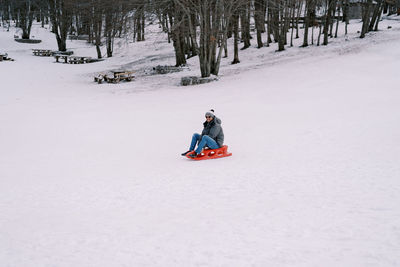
[{"x1": 186, "y1": 145, "x2": 232, "y2": 161}]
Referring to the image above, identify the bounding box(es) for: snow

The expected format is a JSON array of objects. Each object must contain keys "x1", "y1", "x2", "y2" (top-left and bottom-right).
[{"x1": 1, "y1": 17, "x2": 400, "y2": 267}]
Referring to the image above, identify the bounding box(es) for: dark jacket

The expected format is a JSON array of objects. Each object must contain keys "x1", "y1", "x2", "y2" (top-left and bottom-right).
[{"x1": 201, "y1": 117, "x2": 224, "y2": 147}]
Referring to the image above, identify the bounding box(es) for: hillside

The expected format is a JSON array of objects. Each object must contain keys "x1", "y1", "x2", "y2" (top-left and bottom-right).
[{"x1": 1, "y1": 17, "x2": 400, "y2": 267}]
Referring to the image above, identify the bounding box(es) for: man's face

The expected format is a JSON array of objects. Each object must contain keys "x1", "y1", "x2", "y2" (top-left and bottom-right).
[{"x1": 205, "y1": 115, "x2": 213, "y2": 122}]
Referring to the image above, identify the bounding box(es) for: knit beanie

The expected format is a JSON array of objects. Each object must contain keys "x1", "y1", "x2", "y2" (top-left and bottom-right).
[{"x1": 205, "y1": 109, "x2": 215, "y2": 118}]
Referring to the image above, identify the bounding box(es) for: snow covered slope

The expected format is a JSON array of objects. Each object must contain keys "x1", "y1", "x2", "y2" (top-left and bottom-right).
[{"x1": 1, "y1": 18, "x2": 400, "y2": 267}]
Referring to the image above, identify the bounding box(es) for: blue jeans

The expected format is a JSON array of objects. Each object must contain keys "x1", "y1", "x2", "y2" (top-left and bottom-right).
[{"x1": 190, "y1": 133, "x2": 219, "y2": 154}]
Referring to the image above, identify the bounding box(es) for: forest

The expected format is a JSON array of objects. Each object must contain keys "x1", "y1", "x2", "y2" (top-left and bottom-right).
[{"x1": 1, "y1": 0, "x2": 399, "y2": 77}]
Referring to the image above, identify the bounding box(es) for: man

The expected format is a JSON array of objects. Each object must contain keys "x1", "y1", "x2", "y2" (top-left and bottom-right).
[{"x1": 182, "y1": 109, "x2": 224, "y2": 158}]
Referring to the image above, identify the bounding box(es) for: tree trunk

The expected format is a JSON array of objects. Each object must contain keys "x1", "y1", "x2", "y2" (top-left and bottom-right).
[
  {"x1": 232, "y1": 12, "x2": 240, "y2": 64},
  {"x1": 311, "y1": 22, "x2": 314, "y2": 45},
  {"x1": 360, "y1": 0, "x2": 373, "y2": 38},
  {"x1": 334, "y1": 3, "x2": 340, "y2": 37},
  {"x1": 290, "y1": 0, "x2": 296, "y2": 47},
  {"x1": 190, "y1": 13, "x2": 197, "y2": 56},
  {"x1": 255, "y1": 0, "x2": 265, "y2": 48},
  {"x1": 323, "y1": 0, "x2": 334, "y2": 45},
  {"x1": 317, "y1": 19, "x2": 323, "y2": 45},
  {"x1": 48, "y1": 0, "x2": 71, "y2": 52},
  {"x1": 141, "y1": 10, "x2": 145, "y2": 40},
  {"x1": 329, "y1": 0, "x2": 336, "y2": 37},
  {"x1": 369, "y1": 0, "x2": 382, "y2": 31},
  {"x1": 344, "y1": 0, "x2": 349, "y2": 35},
  {"x1": 170, "y1": 9, "x2": 186, "y2": 66},
  {"x1": 212, "y1": 11, "x2": 232, "y2": 75},
  {"x1": 105, "y1": 10, "x2": 113, "y2": 57},
  {"x1": 302, "y1": 0, "x2": 311, "y2": 47},
  {"x1": 266, "y1": 3, "x2": 272, "y2": 46},
  {"x1": 94, "y1": 9, "x2": 102, "y2": 58},
  {"x1": 295, "y1": 0, "x2": 302, "y2": 39},
  {"x1": 277, "y1": 1, "x2": 286, "y2": 51},
  {"x1": 240, "y1": 2, "x2": 251, "y2": 49},
  {"x1": 19, "y1": 0, "x2": 34, "y2": 39},
  {"x1": 373, "y1": 2, "x2": 384, "y2": 31}
]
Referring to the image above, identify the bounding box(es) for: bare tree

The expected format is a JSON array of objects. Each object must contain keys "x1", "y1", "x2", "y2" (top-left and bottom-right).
[
  {"x1": 254, "y1": 0, "x2": 266, "y2": 48},
  {"x1": 360, "y1": 0, "x2": 373, "y2": 38},
  {"x1": 302, "y1": 0, "x2": 316, "y2": 47},
  {"x1": 322, "y1": 0, "x2": 335, "y2": 45},
  {"x1": 15, "y1": 0, "x2": 36, "y2": 39},
  {"x1": 174, "y1": 0, "x2": 246, "y2": 77},
  {"x1": 48, "y1": 0, "x2": 73, "y2": 51},
  {"x1": 231, "y1": 9, "x2": 240, "y2": 63}
]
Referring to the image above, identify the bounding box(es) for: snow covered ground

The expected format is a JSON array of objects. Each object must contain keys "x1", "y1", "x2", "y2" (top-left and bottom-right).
[{"x1": 1, "y1": 18, "x2": 400, "y2": 267}]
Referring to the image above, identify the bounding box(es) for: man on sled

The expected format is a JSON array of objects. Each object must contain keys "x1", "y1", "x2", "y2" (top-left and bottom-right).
[{"x1": 182, "y1": 109, "x2": 230, "y2": 160}]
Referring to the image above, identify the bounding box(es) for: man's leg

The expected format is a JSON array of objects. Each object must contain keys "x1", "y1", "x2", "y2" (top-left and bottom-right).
[
  {"x1": 195, "y1": 135, "x2": 219, "y2": 154},
  {"x1": 190, "y1": 133, "x2": 201, "y2": 151}
]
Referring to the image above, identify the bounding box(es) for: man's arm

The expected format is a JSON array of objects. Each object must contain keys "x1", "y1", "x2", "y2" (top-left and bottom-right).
[{"x1": 207, "y1": 124, "x2": 221, "y2": 140}]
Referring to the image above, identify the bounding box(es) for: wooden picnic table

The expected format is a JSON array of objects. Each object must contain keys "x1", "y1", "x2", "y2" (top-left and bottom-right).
[
  {"x1": 0, "y1": 53, "x2": 7, "y2": 61},
  {"x1": 107, "y1": 70, "x2": 135, "y2": 83},
  {"x1": 32, "y1": 49, "x2": 53, "y2": 56},
  {"x1": 53, "y1": 55, "x2": 92, "y2": 64},
  {"x1": 0, "y1": 53, "x2": 13, "y2": 61},
  {"x1": 68, "y1": 56, "x2": 92, "y2": 64},
  {"x1": 53, "y1": 50, "x2": 74, "y2": 56},
  {"x1": 111, "y1": 70, "x2": 130, "y2": 76},
  {"x1": 94, "y1": 70, "x2": 135, "y2": 84},
  {"x1": 54, "y1": 54, "x2": 69, "y2": 63}
]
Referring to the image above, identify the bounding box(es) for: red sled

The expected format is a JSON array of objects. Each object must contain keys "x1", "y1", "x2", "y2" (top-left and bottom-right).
[{"x1": 186, "y1": 145, "x2": 232, "y2": 161}]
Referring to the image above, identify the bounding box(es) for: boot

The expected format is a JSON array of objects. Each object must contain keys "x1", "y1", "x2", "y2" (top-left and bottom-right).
[
  {"x1": 189, "y1": 152, "x2": 198, "y2": 158},
  {"x1": 181, "y1": 150, "x2": 192, "y2": 156}
]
